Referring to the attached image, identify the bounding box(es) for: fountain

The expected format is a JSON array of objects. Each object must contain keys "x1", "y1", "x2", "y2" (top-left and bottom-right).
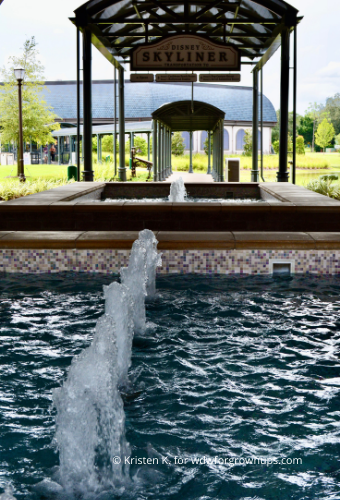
[
  {"x1": 50, "y1": 229, "x2": 162, "y2": 497},
  {"x1": 168, "y1": 176, "x2": 187, "y2": 202}
]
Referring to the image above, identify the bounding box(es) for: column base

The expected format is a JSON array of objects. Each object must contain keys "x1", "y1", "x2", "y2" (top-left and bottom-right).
[
  {"x1": 82, "y1": 170, "x2": 94, "y2": 182},
  {"x1": 276, "y1": 172, "x2": 290, "y2": 182},
  {"x1": 251, "y1": 170, "x2": 260, "y2": 182},
  {"x1": 118, "y1": 168, "x2": 127, "y2": 182}
]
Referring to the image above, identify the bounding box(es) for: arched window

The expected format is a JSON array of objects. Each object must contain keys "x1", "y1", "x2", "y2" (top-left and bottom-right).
[
  {"x1": 224, "y1": 129, "x2": 229, "y2": 150},
  {"x1": 236, "y1": 129, "x2": 245, "y2": 150},
  {"x1": 201, "y1": 131, "x2": 208, "y2": 149},
  {"x1": 182, "y1": 131, "x2": 190, "y2": 149}
]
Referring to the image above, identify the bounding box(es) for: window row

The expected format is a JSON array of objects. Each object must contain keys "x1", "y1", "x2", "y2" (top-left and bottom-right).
[{"x1": 181, "y1": 130, "x2": 261, "y2": 151}]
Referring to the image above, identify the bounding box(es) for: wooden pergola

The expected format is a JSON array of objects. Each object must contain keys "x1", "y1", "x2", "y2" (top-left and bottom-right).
[{"x1": 71, "y1": 0, "x2": 302, "y2": 182}]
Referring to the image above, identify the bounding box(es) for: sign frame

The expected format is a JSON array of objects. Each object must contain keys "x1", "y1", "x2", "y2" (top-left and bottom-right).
[{"x1": 131, "y1": 34, "x2": 241, "y2": 72}]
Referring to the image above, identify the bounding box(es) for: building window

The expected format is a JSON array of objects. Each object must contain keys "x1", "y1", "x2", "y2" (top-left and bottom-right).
[
  {"x1": 224, "y1": 129, "x2": 229, "y2": 150},
  {"x1": 236, "y1": 129, "x2": 245, "y2": 150},
  {"x1": 182, "y1": 131, "x2": 190, "y2": 149},
  {"x1": 201, "y1": 131, "x2": 208, "y2": 149}
]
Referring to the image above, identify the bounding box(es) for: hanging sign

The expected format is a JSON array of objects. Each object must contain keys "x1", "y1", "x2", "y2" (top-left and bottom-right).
[
  {"x1": 131, "y1": 34, "x2": 240, "y2": 71},
  {"x1": 199, "y1": 74, "x2": 241, "y2": 83},
  {"x1": 156, "y1": 74, "x2": 197, "y2": 83},
  {"x1": 130, "y1": 74, "x2": 154, "y2": 82}
]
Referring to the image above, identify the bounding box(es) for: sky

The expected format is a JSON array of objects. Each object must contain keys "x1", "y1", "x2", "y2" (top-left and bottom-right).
[{"x1": 0, "y1": 0, "x2": 339, "y2": 115}]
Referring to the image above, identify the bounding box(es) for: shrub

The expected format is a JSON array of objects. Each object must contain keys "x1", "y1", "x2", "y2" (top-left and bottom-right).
[
  {"x1": 203, "y1": 134, "x2": 213, "y2": 155},
  {"x1": 296, "y1": 135, "x2": 305, "y2": 155},
  {"x1": 102, "y1": 134, "x2": 119, "y2": 153},
  {"x1": 243, "y1": 129, "x2": 252, "y2": 156},
  {"x1": 306, "y1": 178, "x2": 340, "y2": 199},
  {"x1": 172, "y1": 132, "x2": 185, "y2": 156},
  {"x1": 125, "y1": 135, "x2": 148, "y2": 156},
  {"x1": 273, "y1": 140, "x2": 280, "y2": 154}
]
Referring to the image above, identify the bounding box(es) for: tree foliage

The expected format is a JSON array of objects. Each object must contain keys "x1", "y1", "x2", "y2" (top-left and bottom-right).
[
  {"x1": 296, "y1": 135, "x2": 305, "y2": 155},
  {"x1": 243, "y1": 129, "x2": 252, "y2": 156},
  {"x1": 324, "y1": 93, "x2": 340, "y2": 135},
  {"x1": 125, "y1": 135, "x2": 148, "y2": 156},
  {"x1": 203, "y1": 134, "x2": 212, "y2": 155},
  {"x1": 0, "y1": 37, "x2": 60, "y2": 147},
  {"x1": 315, "y1": 119, "x2": 335, "y2": 151},
  {"x1": 172, "y1": 132, "x2": 185, "y2": 156}
]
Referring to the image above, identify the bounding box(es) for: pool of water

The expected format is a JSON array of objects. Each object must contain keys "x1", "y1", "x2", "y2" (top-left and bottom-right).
[
  {"x1": 1, "y1": 273, "x2": 340, "y2": 500},
  {"x1": 101, "y1": 198, "x2": 261, "y2": 203}
]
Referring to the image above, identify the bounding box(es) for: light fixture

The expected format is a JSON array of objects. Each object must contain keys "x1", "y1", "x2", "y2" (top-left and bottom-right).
[{"x1": 14, "y1": 68, "x2": 25, "y2": 82}]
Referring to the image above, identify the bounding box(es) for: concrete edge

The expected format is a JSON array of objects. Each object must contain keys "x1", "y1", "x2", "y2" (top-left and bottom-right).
[{"x1": 0, "y1": 231, "x2": 340, "y2": 250}]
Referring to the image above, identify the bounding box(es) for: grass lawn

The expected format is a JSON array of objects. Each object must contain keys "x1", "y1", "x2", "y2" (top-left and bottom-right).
[{"x1": 1, "y1": 152, "x2": 340, "y2": 200}]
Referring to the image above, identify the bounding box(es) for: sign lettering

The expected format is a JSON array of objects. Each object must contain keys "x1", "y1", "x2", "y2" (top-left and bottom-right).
[
  {"x1": 199, "y1": 74, "x2": 241, "y2": 83},
  {"x1": 131, "y1": 35, "x2": 240, "y2": 71}
]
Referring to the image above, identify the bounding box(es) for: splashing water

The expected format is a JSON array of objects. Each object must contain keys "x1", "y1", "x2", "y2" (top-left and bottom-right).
[
  {"x1": 0, "y1": 487, "x2": 17, "y2": 500},
  {"x1": 53, "y1": 315, "x2": 130, "y2": 496},
  {"x1": 138, "y1": 229, "x2": 163, "y2": 299},
  {"x1": 104, "y1": 282, "x2": 134, "y2": 387},
  {"x1": 52, "y1": 229, "x2": 161, "y2": 498},
  {"x1": 168, "y1": 176, "x2": 187, "y2": 202}
]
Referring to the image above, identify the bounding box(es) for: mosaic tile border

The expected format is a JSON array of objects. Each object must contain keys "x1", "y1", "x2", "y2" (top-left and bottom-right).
[{"x1": 0, "y1": 249, "x2": 340, "y2": 274}]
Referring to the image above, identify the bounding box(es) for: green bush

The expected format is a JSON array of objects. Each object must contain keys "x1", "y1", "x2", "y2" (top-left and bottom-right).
[
  {"x1": 306, "y1": 178, "x2": 340, "y2": 199},
  {"x1": 125, "y1": 135, "x2": 148, "y2": 156},
  {"x1": 172, "y1": 132, "x2": 185, "y2": 156},
  {"x1": 0, "y1": 178, "x2": 73, "y2": 201},
  {"x1": 273, "y1": 140, "x2": 280, "y2": 154},
  {"x1": 103, "y1": 135, "x2": 119, "y2": 153},
  {"x1": 296, "y1": 135, "x2": 305, "y2": 155},
  {"x1": 203, "y1": 134, "x2": 213, "y2": 155},
  {"x1": 243, "y1": 129, "x2": 252, "y2": 157}
]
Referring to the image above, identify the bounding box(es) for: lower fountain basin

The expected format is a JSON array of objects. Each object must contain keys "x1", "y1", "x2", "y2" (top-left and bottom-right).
[{"x1": 1, "y1": 273, "x2": 339, "y2": 499}]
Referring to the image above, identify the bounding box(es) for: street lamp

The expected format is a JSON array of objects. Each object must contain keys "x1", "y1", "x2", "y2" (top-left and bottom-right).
[{"x1": 14, "y1": 68, "x2": 26, "y2": 182}]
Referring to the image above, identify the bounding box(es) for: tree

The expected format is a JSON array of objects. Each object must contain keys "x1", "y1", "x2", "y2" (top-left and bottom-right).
[
  {"x1": 203, "y1": 134, "x2": 213, "y2": 155},
  {"x1": 335, "y1": 133, "x2": 340, "y2": 146},
  {"x1": 325, "y1": 93, "x2": 340, "y2": 135},
  {"x1": 172, "y1": 132, "x2": 185, "y2": 156},
  {"x1": 297, "y1": 115, "x2": 314, "y2": 147},
  {"x1": 315, "y1": 118, "x2": 335, "y2": 152},
  {"x1": 306, "y1": 102, "x2": 324, "y2": 152},
  {"x1": 0, "y1": 37, "x2": 60, "y2": 174},
  {"x1": 243, "y1": 129, "x2": 252, "y2": 156},
  {"x1": 271, "y1": 110, "x2": 302, "y2": 143},
  {"x1": 125, "y1": 135, "x2": 148, "y2": 156},
  {"x1": 296, "y1": 135, "x2": 305, "y2": 155}
]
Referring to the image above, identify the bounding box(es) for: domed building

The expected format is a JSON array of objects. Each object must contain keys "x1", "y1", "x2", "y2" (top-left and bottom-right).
[{"x1": 46, "y1": 79, "x2": 277, "y2": 155}]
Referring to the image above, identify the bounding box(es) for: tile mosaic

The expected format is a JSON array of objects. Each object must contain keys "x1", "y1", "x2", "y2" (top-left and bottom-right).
[{"x1": 0, "y1": 249, "x2": 339, "y2": 274}]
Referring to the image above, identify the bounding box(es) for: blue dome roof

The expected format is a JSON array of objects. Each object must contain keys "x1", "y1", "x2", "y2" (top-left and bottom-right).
[{"x1": 42, "y1": 80, "x2": 277, "y2": 124}]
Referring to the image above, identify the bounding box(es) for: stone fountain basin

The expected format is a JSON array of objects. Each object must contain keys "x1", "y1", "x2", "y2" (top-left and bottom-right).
[{"x1": 1, "y1": 182, "x2": 340, "y2": 232}]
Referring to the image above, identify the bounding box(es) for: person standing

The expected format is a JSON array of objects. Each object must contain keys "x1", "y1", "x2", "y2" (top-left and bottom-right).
[{"x1": 50, "y1": 144, "x2": 56, "y2": 162}]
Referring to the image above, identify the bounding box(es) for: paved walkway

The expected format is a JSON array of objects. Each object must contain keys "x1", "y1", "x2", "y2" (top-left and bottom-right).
[{"x1": 164, "y1": 172, "x2": 214, "y2": 183}]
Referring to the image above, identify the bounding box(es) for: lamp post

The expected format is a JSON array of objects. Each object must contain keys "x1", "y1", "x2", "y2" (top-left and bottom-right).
[{"x1": 14, "y1": 68, "x2": 26, "y2": 182}]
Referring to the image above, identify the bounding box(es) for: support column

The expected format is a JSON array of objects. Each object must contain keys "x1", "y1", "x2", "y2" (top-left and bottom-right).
[
  {"x1": 207, "y1": 131, "x2": 211, "y2": 174},
  {"x1": 147, "y1": 132, "x2": 151, "y2": 162},
  {"x1": 189, "y1": 131, "x2": 193, "y2": 173},
  {"x1": 170, "y1": 131, "x2": 173, "y2": 173},
  {"x1": 278, "y1": 26, "x2": 291, "y2": 182},
  {"x1": 97, "y1": 134, "x2": 101, "y2": 163},
  {"x1": 163, "y1": 126, "x2": 166, "y2": 179},
  {"x1": 158, "y1": 124, "x2": 162, "y2": 181},
  {"x1": 220, "y1": 120, "x2": 224, "y2": 182},
  {"x1": 58, "y1": 137, "x2": 61, "y2": 165},
  {"x1": 118, "y1": 66, "x2": 126, "y2": 181},
  {"x1": 76, "y1": 27, "x2": 81, "y2": 181},
  {"x1": 114, "y1": 67, "x2": 117, "y2": 177},
  {"x1": 153, "y1": 120, "x2": 158, "y2": 182},
  {"x1": 82, "y1": 27, "x2": 94, "y2": 181},
  {"x1": 251, "y1": 69, "x2": 259, "y2": 182},
  {"x1": 292, "y1": 26, "x2": 297, "y2": 185}
]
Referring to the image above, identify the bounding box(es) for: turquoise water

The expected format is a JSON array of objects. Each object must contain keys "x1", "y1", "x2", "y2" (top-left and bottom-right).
[{"x1": 0, "y1": 274, "x2": 340, "y2": 499}]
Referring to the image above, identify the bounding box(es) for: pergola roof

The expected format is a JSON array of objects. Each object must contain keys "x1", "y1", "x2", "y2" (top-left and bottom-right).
[
  {"x1": 152, "y1": 100, "x2": 225, "y2": 131},
  {"x1": 73, "y1": 0, "x2": 300, "y2": 69}
]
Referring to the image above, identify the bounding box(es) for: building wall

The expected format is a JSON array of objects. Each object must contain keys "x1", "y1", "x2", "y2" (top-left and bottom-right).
[{"x1": 183, "y1": 125, "x2": 273, "y2": 155}]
